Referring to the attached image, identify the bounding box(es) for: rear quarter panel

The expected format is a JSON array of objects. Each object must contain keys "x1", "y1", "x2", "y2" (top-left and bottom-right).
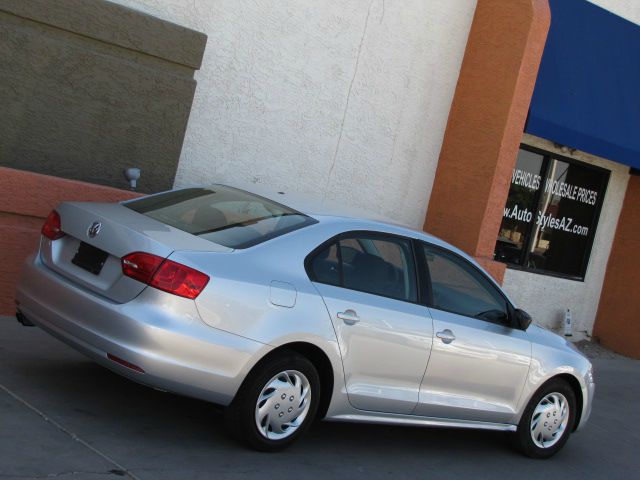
[{"x1": 171, "y1": 222, "x2": 351, "y2": 394}]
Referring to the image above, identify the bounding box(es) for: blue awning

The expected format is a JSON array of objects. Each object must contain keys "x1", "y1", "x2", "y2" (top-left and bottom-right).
[{"x1": 525, "y1": 0, "x2": 640, "y2": 169}]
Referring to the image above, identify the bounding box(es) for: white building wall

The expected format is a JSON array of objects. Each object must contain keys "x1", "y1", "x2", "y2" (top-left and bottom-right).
[
  {"x1": 502, "y1": 134, "x2": 630, "y2": 339},
  {"x1": 108, "y1": 0, "x2": 477, "y2": 228}
]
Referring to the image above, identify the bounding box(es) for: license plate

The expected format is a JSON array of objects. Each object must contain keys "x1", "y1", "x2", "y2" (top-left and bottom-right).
[{"x1": 72, "y1": 242, "x2": 109, "y2": 275}]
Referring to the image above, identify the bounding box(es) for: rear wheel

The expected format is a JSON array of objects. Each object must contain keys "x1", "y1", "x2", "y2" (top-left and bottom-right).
[
  {"x1": 515, "y1": 379, "x2": 577, "y2": 459},
  {"x1": 225, "y1": 352, "x2": 320, "y2": 451}
]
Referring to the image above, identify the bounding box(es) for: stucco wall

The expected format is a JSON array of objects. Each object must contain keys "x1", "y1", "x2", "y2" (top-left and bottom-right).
[
  {"x1": 107, "y1": 0, "x2": 477, "y2": 228},
  {"x1": 593, "y1": 175, "x2": 640, "y2": 358},
  {"x1": 0, "y1": 0, "x2": 206, "y2": 192},
  {"x1": 501, "y1": 134, "x2": 630, "y2": 339}
]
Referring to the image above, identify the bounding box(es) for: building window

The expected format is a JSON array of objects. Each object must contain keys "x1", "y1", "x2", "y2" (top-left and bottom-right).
[{"x1": 494, "y1": 145, "x2": 610, "y2": 280}]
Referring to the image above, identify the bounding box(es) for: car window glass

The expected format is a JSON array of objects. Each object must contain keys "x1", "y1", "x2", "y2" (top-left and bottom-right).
[
  {"x1": 339, "y1": 237, "x2": 365, "y2": 264},
  {"x1": 125, "y1": 186, "x2": 316, "y2": 249},
  {"x1": 340, "y1": 235, "x2": 417, "y2": 302},
  {"x1": 423, "y1": 244, "x2": 508, "y2": 324},
  {"x1": 308, "y1": 242, "x2": 340, "y2": 286}
]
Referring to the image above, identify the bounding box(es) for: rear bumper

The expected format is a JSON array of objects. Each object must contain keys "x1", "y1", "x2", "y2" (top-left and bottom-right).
[{"x1": 16, "y1": 253, "x2": 270, "y2": 406}]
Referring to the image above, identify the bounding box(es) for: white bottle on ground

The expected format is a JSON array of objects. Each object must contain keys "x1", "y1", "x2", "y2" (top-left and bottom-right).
[{"x1": 564, "y1": 308, "x2": 573, "y2": 337}]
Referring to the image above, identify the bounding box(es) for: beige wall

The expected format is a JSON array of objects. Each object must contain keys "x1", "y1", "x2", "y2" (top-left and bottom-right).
[{"x1": 108, "y1": 0, "x2": 478, "y2": 228}]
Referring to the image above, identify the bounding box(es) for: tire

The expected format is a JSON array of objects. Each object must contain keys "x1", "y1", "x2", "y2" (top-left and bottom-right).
[
  {"x1": 514, "y1": 379, "x2": 577, "y2": 459},
  {"x1": 224, "y1": 352, "x2": 320, "y2": 452}
]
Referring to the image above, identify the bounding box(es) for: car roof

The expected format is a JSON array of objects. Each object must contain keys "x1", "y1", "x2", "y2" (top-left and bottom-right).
[
  {"x1": 221, "y1": 184, "x2": 517, "y2": 300},
  {"x1": 155, "y1": 184, "x2": 462, "y2": 251},
  {"x1": 134, "y1": 184, "x2": 514, "y2": 304}
]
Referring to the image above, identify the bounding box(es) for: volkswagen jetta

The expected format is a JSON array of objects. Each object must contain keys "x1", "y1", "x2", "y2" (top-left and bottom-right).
[{"x1": 15, "y1": 185, "x2": 594, "y2": 457}]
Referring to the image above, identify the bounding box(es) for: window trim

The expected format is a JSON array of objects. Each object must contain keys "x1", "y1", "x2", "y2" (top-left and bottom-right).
[
  {"x1": 497, "y1": 144, "x2": 611, "y2": 281},
  {"x1": 418, "y1": 240, "x2": 516, "y2": 328},
  {"x1": 305, "y1": 230, "x2": 518, "y2": 325},
  {"x1": 304, "y1": 230, "x2": 423, "y2": 306}
]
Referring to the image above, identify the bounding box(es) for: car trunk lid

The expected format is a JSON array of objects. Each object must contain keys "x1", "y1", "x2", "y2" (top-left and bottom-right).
[{"x1": 40, "y1": 202, "x2": 231, "y2": 303}]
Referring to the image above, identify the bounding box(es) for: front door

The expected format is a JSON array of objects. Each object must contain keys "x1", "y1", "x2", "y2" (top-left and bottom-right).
[{"x1": 414, "y1": 243, "x2": 531, "y2": 424}]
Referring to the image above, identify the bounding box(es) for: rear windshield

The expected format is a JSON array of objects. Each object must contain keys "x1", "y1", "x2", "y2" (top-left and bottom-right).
[{"x1": 125, "y1": 186, "x2": 317, "y2": 249}]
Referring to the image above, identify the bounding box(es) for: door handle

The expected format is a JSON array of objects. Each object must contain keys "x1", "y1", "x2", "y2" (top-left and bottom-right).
[
  {"x1": 436, "y1": 329, "x2": 456, "y2": 344},
  {"x1": 337, "y1": 309, "x2": 360, "y2": 325}
]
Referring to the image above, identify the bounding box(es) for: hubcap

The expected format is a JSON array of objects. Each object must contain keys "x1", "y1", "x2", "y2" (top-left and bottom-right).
[
  {"x1": 530, "y1": 392, "x2": 569, "y2": 449},
  {"x1": 254, "y1": 370, "x2": 311, "y2": 440}
]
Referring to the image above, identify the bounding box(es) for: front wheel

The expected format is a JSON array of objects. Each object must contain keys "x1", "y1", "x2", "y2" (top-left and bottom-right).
[
  {"x1": 224, "y1": 352, "x2": 320, "y2": 451},
  {"x1": 514, "y1": 379, "x2": 577, "y2": 459}
]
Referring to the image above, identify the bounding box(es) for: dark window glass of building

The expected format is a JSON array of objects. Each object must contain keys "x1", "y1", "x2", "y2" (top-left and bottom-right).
[
  {"x1": 495, "y1": 149, "x2": 545, "y2": 265},
  {"x1": 494, "y1": 146, "x2": 610, "y2": 280}
]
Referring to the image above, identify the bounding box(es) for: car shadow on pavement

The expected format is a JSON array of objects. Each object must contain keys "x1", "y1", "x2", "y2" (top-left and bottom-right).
[
  {"x1": 4, "y1": 320, "x2": 638, "y2": 479},
  {"x1": 14, "y1": 357, "x2": 515, "y2": 457}
]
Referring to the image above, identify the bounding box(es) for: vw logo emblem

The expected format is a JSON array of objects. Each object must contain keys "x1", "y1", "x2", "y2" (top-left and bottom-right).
[{"x1": 87, "y1": 222, "x2": 102, "y2": 238}]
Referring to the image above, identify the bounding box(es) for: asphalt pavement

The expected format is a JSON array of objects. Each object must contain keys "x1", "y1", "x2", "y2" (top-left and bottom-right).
[{"x1": 0, "y1": 316, "x2": 638, "y2": 479}]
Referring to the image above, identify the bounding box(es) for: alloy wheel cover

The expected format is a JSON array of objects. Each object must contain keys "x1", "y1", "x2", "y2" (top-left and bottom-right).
[
  {"x1": 254, "y1": 370, "x2": 312, "y2": 440},
  {"x1": 530, "y1": 392, "x2": 570, "y2": 449}
]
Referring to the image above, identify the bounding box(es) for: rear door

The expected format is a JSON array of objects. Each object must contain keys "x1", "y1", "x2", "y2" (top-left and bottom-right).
[
  {"x1": 308, "y1": 232, "x2": 434, "y2": 415},
  {"x1": 414, "y1": 243, "x2": 531, "y2": 423}
]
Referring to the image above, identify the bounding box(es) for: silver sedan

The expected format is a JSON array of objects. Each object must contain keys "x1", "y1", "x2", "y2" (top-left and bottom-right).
[{"x1": 15, "y1": 185, "x2": 594, "y2": 457}]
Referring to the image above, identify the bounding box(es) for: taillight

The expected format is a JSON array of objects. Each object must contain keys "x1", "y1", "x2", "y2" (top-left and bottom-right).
[
  {"x1": 150, "y1": 259, "x2": 210, "y2": 299},
  {"x1": 121, "y1": 252, "x2": 209, "y2": 299},
  {"x1": 42, "y1": 210, "x2": 65, "y2": 240},
  {"x1": 121, "y1": 252, "x2": 164, "y2": 284}
]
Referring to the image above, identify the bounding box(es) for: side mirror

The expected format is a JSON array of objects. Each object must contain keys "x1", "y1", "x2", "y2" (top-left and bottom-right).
[{"x1": 513, "y1": 309, "x2": 532, "y2": 330}]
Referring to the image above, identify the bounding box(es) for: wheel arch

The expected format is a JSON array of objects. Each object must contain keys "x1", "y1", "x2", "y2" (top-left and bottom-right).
[
  {"x1": 237, "y1": 341, "x2": 335, "y2": 420},
  {"x1": 552, "y1": 373, "x2": 584, "y2": 431},
  {"x1": 535, "y1": 373, "x2": 584, "y2": 432}
]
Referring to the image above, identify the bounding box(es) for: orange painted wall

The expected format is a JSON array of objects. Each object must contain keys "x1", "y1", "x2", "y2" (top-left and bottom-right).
[
  {"x1": 0, "y1": 167, "x2": 140, "y2": 315},
  {"x1": 424, "y1": 0, "x2": 550, "y2": 284},
  {"x1": 593, "y1": 175, "x2": 640, "y2": 358}
]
